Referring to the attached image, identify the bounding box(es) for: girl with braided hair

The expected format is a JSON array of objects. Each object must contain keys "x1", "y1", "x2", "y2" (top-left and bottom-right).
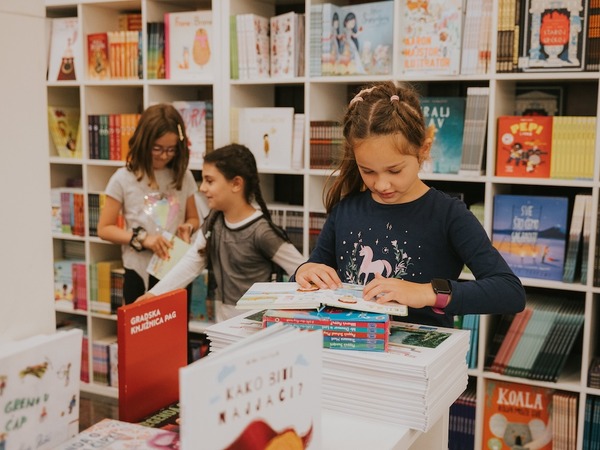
[
  {"x1": 294, "y1": 81, "x2": 525, "y2": 327},
  {"x1": 138, "y1": 144, "x2": 305, "y2": 322}
]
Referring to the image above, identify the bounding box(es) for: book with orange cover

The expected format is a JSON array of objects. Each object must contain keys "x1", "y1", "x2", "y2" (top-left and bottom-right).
[{"x1": 117, "y1": 289, "x2": 188, "y2": 422}]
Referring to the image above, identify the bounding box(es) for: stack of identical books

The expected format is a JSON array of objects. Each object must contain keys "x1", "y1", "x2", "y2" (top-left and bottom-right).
[{"x1": 206, "y1": 310, "x2": 470, "y2": 432}]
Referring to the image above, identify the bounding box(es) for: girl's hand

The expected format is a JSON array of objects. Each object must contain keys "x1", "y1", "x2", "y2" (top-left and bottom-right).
[
  {"x1": 363, "y1": 273, "x2": 434, "y2": 309},
  {"x1": 135, "y1": 292, "x2": 155, "y2": 303},
  {"x1": 142, "y1": 234, "x2": 173, "y2": 260},
  {"x1": 295, "y1": 263, "x2": 342, "y2": 290},
  {"x1": 176, "y1": 223, "x2": 194, "y2": 243}
]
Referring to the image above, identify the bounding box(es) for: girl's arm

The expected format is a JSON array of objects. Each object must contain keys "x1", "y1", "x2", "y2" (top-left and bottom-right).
[
  {"x1": 271, "y1": 242, "x2": 306, "y2": 276},
  {"x1": 177, "y1": 194, "x2": 200, "y2": 243}
]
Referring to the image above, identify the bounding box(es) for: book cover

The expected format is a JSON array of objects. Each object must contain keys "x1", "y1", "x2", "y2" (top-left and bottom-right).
[
  {"x1": 146, "y1": 230, "x2": 191, "y2": 280},
  {"x1": 399, "y1": 0, "x2": 464, "y2": 75},
  {"x1": 117, "y1": 289, "x2": 188, "y2": 423},
  {"x1": 57, "y1": 418, "x2": 179, "y2": 449},
  {"x1": 236, "y1": 281, "x2": 408, "y2": 316},
  {"x1": 164, "y1": 10, "x2": 213, "y2": 80},
  {"x1": 86, "y1": 32, "x2": 109, "y2": 80},
  {"x1": 0, "y1": 329, "x2": 82, "y2": 449},
  {"x1": 179, "y1": 324, "x2": 322, "y2": 449},
  {"x1": 48, "y1": 17, "x2": 83, "y2": 81},
  {"x1": 420, "y1": 97, "x2": 466, "y2": 174},
  {"x1": 270, "y1": 11, "x2": 304, "y2": 78},
  {"x1": 519, "y1": 0, "x2": 587, "y2": 72},
  {"x1": 172, "y1": 100, "x2": 207, "y2": 166},
  {"x1": 482, "y1": 380, "x2": 553, "y2": 449},
  {"x1": 495, "y1": 115, "x2": 553, "y2": 178},
  {"x1": 237, "y1": 107, "x2": 295, "y2": 171},
  {"x1": 48, "y1": 106, "x2": 81, "y2": 158},
  {"x1": 492, "y1": 195, "x2": 568, "y2": 281}
]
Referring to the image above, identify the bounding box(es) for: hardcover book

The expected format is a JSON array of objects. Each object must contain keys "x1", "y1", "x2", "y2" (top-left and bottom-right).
[
  {"x1": 179, "y1": 323, "x2": 322, "y2": 449},
  {"x1": 235, "y1": 281, "x2": 408, "y2": 316},
  {"x1": 492, "y1": 195, "x2": 568, "y2": 281},
  {"x1": 0, "y1": 329, "x2": 82, "y2": 449},
  {"x1": 117, "y1": 289, "x2": 188, "y2": 422},
  {"x1": 48, "y1": 106, "x2": 81, "y2": 158},
  {"x1": 270, "y1": 12, "x2": 305, "y2": 78},
  {"x1": 48, "y1": 17, "x2": 83, "y2": 81},
  {"x1": 482, "y1": 380, "x2": 553, "y2": 449},
  {"x1": 420, "y1": 97, "x2": 466, "y2": 174},
  {"x1": 172, "y1": 100, "x2": 208, "y2": 166},
  {"x1": 495, "y1": 115, "x2": 553, "y2": 178},
  {"x1": 164, "y1": 10, "x2": 213, "y2": 80},
  {"x1": 86, "y1": 32, "x2": 109, "y2": 80}
]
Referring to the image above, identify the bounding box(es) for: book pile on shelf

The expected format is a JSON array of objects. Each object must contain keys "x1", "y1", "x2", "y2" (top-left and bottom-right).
[
  {"x1": 485, "y1": 294, "x2": 585, "y2": 382},
  {"x1": 460, "y1": 0, "x2": 493, "y2": 75},
  {"x1": 147, "y1": 21, "x2": 165, "y2": 79},
  {"x1": 495, "y1": 115, "x2": 597, "y2": 180},
  {"x1": 583, "y1": 395, "x2": 600, "y2": 447},
  {"x1": 92, "y1": 335, "x2": 118, "y2": 387},
  {"x1": 310, "y1": 1, "x2": 394, "y2": 77},
  {"x1": 50, "y1": 187, "x2": 85, "y2": 237},
  {"x1": 87, "y1": 113, "x2": 140, "y2": 161},
  {"x1": 87, "y1": 30, "x2": 142, "y2": 81},
  {"x1": 88, "y1": 193, "x2": 125, "y2": 237},
  {"x1": 89, "y1": 259, "x2": 122, "y2": 314},
  {"x1": 459, "y1": 87, "x2": 490, "y2": 175},
  {"x1": 588, "y1": 356, "x2": 600, "y2": 388},
  {"x1": 310, "y1": 120, "x2": 343, "y2": 169},
  {"x1": 206, "y1": 306, "x2": 470, "y2": 432},
  {"x1": 269, "y1": 208, "x2": 304, "y2": 254},
  {"x1": 448, "y1": 383, "x2": 477, "y2": 450},
  {"x1": 48, "y1": 106, "x2": 82, "y2": 158},
  {"x1": 456, "y1": 314, "x2": 479, "y2": 369}
]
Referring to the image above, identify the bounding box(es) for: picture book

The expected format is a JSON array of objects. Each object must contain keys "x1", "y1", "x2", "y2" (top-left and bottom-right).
[
  {"x1": 0, "y1": 328, "x2": 82, "y2": 450},
  {"x1": 48, "y1": 106, "x2": 81, "y2": 158},
  {"x1": 146, "y1": 230, "x2": 191, "y2": 280},
  {"x1": 492, "y1": 195, "x2": 568, "y2": 281},
  {"x1": 179, "y1": 323, "x2": 322, "y2": 449},
  {"x1": 482, "y1": 380, "x2": 553, "y2": 450},
  {"x1": 57, "y1": 418, "x2": 179, "y2": 449},
  {"x1": 117, "y1": 289, "x2": 188, "y2": 422},
  {"x1": 420, "y1": 97, "x2": 466, "y2": 174},
  {"x1": 320, "y1": 1, "x2": 394, "y2": 76},
  {"x1": 48, "y1": 17, "x2": 83, "y2": 81},
  {"x1": 172, "y1": 100, "x2": 208, "y2": 166},
  {"x1": 270, "y1": 11, "x2": 305, "y2": 78},
  {"x1": 164, "y1": 10, "x2": 213, "y2": 80},
  {"x1": 235, "y1": 281, "x2": 408, "y2": 316},
  {"x1": 237, "y1": 107, "x2": 295, "y2": 171},
  {"x1": 399, "y1": 0, "x2": 464, "y2": 75},
  {"x1": 86, "y1": 32, "x2": 109, "y2": 80},
  {"x1": 519, "y1": 0, "x2": 587, "y2": 72},
  {"x1": 495, "y1": 116, "x2": 553, "y2": 178}
]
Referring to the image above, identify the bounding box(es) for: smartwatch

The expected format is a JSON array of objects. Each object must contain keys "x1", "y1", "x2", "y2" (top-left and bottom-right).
[
  {"x1": 431, "y1": 278, "x2": 452, "y2": 314},
  {"x1": 130, "y1": 226, "x2": 147, "y2": 252}
]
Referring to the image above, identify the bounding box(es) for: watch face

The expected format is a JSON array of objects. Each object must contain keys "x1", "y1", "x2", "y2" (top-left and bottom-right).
[{"x1": 432, "y1": 278, "x2": 451, "y2": 294}]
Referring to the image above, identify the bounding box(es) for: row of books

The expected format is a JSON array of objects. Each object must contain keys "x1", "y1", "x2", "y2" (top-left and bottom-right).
[
  {"x1": 146, "y1": 21, "x2": 165, "y2": 79},
  {"x1": 57, "y1": 319, "x2": 90, "y2": 384},
  {"x1": 51, "y1": 189, "x2": 84, "y2": 237},
  {"x1": 92, "y1": 335, "x2": 118, "y2": 387},
  {"x1": 309, "y1": 120, "x2": 343, "y2": 169},
  {"x1": 583, "y1": 395, "x2": 600, "y2": 449},
  {"x1": 448, "y1": 383, "x2": 477, "y2": 450},
  {"x1": 86, "y1": 30, "x2": 142, "y2": 80},
  {"x1": 88, "y1": 113, "x2": 140, "y2": 161},
  {"x1": 88, "y1": 192, "x2": 125, "y2": 238},
  {"x1": 485, "y1": 294, "x2": 585, "y2": 382},
  {"x1": 269, "y1": 208, "x2": 304, "y2": 254}
]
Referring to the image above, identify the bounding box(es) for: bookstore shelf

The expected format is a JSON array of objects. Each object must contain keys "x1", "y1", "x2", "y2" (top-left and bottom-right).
[{"x1": 46, "y1": 0, "x2": 600, "y2": 447}]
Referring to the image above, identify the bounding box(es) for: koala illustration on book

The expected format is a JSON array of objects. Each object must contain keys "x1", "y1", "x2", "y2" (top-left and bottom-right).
[{"x1": 487, "y1": 413, "x2": 552, "y2": 449}]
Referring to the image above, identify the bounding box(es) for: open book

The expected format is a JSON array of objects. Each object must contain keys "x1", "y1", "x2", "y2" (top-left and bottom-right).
[
  {"x1": 146, "y1": 230, "x2": 191, "y2": 280},
  {"x1": 235, "y1": 282, "x2": 408, "y2": 316}
]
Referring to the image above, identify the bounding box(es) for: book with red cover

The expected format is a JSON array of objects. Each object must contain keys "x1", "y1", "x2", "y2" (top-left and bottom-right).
[
  {"x1": 495, "y1": 116, "x2": 553, "y2": 178},
  {"x1": 117, "y1": 289, "x2": 187, "y2": 422}
]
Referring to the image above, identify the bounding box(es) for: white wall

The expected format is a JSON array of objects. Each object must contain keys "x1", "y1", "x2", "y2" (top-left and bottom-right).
[{"x1": 0, "y1": 0, "x2": 55, "y2": 341}]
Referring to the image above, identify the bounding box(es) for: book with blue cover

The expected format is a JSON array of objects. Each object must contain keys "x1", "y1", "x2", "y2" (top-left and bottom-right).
[{"x1": 492, "y1": 195, "x2": 568, "y2": 281}]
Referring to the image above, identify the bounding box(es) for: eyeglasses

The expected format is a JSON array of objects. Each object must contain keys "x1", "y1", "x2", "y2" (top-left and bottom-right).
[{"x1": 152, "y1": 145, "x2": 177, "y2": 155}]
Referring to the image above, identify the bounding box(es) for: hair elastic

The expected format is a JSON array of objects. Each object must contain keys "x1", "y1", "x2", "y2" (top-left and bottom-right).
[
  {"x1": 177, "y1": 124, "x2": 184, "y2": 141},
  {"x1": 390, "y1": 95, "x2": 400, "y2": 102}
]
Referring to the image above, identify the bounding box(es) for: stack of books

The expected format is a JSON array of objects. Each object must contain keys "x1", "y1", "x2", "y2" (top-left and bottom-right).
[{"x1": 206, "y1": 310, "x2": 470, "y2": 432}]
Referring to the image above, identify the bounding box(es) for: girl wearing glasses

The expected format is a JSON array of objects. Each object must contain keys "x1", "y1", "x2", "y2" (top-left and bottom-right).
[{"x1": 98, "y1": 103, "x2": 200, "y2": 304}]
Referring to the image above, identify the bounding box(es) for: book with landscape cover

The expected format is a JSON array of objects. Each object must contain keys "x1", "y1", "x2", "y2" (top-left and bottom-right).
[
  {"x1": 482, "y1": 380, "x2": 553, "y2": 449},
  {"x1": 236, "y1": 281, "x2": 408, "y2": 316},
  {"x1": 117, "y1": 289, "x2": 188, "y2": 423},
  {"x1": 48, "y1": 17, "x2": 83, "y2": 82},
  {"x1": 179, "y1": 323, "x2": 322, "y2": 449},
  {"x1": 0, "y1": 329, "x2": 82, "y2": 450},
  {"x1": 420, "y1": 97, "x2": 466, "y2": 174},
  {"x1": 164, "y1": 10, "x2": 213, "y2": 80},
  {"x1": 492, "y1": 194, "x2": 568, "y2": 281},
  {"x1": 495, "y1": 116, "x2": 553, "y2": 178},
  {"x1": 48, "y1": 106, "x2": 81, "y2": 158}
]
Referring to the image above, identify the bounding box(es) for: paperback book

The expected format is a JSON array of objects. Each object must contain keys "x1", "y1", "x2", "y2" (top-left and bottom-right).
[
  {"x1": 235, "y1": 281, "x2": 408, "y2": 316},
  {"x1": 179, "y1": 324, "x2": 322, "y2": 449},
  {"x1": 48, "y1": 17, "x2": 83, "y2": 81},
  {"x1": 172, "y1": 100, "x2": 208, "y2": 166},
  {"x1": 48, "y1": 106, "x2": 81, "y2": 158},
  {"x1": 492, "y1": 195, "x2": 568, "y2": 281},
  {"x1": 146, "y1": 230, "x2": 191, "y2": 280}
]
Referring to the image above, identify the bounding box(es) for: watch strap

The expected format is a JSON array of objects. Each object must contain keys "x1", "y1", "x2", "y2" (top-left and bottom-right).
[{"x1": 432, "y1": 291, "x2": 450, "y2": 315}]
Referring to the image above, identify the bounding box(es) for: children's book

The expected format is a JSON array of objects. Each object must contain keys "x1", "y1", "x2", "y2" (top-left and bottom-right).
[
  {"x1": 164, "y1": 10, "x2": 213, "y2": 80},
  {"x1": 420, "y1": 97, "x2": 466, "y2": 174},
  {"x1": 172, "y1": 100, "x2": 208, "y2": 166},
  {"x1": 0, "y1": 328, "x2": 82, "y2": 450},
  {"x1": 492, "y1": 195, "x2": 568, "y2": 281},
  {"x1": 117, "y1": 289, "x2": 188, "y2": 422},
  {"x1": 235, "y1": 281, "x2": 408, "y2": 316},
  {"x1": 179, "y1": 323, "x2": 322, "y2": 449},
  {"x1": 495, "y1": 116, "x2": 553, "y2": 178},
  {"x1": 48, "y1": 106, "x2": 81, "y2": 158},
  {"x1": 56, "y1": 418, "x2": 180, "y2": 449},
  {"x1": 270, "y1": 12, "x2": 305, "y2": 78},
  {"x1": 146, "y1": 230, "x2": 191, "y2": 280},
  {"x1": 237, "y1": 107, "x2": 295, "y2": 171},
  {"x1": 86, "y1": 32, "x2": 110, "y2": 80},
  {"x1": 482, "y1": 380, "x2": 553, "y2": 450},
  {"x1": 48, "y1": 17, "x2": 83, "y2": 81}
]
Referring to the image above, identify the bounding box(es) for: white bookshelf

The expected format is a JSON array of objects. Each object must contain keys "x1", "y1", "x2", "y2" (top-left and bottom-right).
[{"x1": 46, "y1": 0, "x2": 600, "y2": 447}]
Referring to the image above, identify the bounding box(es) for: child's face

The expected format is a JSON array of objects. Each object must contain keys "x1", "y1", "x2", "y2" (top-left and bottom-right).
[
  {"x1": 199, "y1": 162, "x2": 237, "y2": 211},
  {"x1": 354, "y1": 134, "x2": 425, "y2": 204},
  {"x1": 152, "y1": 132, "x2": 179, "y2": 170}
]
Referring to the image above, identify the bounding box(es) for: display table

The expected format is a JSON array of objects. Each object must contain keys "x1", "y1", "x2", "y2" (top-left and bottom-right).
[{"x1": 323, "y1": 410, "x2": 448, "y2": 449}]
